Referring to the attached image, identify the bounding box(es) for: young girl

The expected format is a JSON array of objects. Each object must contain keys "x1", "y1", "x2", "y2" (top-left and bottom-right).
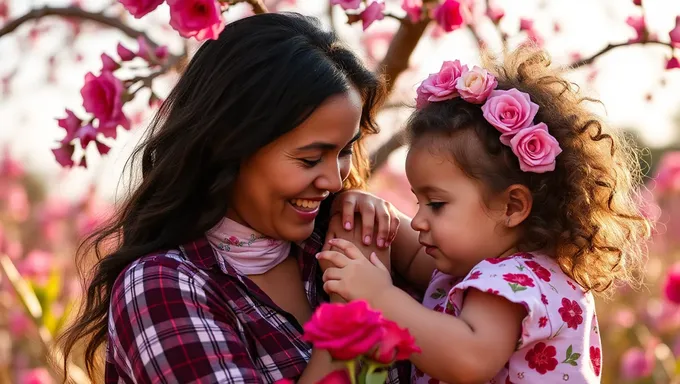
[{"x1": 317, "y1": 47, "x2": 651, "y2": 383}]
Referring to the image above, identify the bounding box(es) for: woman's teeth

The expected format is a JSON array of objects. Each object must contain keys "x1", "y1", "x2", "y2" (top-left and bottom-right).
[{"x1": 290, "y1": 199, "x2": 320, "y2": 210}]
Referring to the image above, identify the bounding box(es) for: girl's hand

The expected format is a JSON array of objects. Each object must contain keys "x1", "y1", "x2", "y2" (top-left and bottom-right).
[
  {"x1": 317, "y1": 238, "x2": 393, "y2": 303},
  {"x1": 331, "y1": 190, "x2": 400, "y2": 248}
]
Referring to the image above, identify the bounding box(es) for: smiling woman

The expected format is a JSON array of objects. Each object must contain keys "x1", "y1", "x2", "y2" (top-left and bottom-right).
[{"x1": 55, "y1": 12, "x2": 413, "y2": 384}]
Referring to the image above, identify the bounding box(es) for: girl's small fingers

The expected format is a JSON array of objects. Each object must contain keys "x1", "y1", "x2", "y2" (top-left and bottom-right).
[
  {"x1": 316, "y1": 251, "x2": 350, "y2": 268},
  {"x1": 322, "y1": 267, "x2": 343, "y2": 282},
  {"x1": 369, "y1": 252, "x2": 389, "y2": 272},
  {"x1": 325, "y1": 238, "x2": 363, "y2": 260},
  {"x1": 323, "y1": 280, "x2": 344, "y2": 297}
]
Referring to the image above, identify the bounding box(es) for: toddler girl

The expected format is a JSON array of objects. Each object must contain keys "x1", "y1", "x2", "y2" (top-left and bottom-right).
[{"x1": 317, "y1": 47, "x2": 651, "y2": 383}]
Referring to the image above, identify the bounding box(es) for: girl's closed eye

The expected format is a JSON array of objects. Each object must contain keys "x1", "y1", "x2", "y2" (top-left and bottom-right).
[{"x1": 427, "y1": 202, "x2": 446, "y2": 212}]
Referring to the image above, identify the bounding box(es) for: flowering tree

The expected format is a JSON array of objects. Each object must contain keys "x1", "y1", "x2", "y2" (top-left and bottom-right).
[{"x1": 2, "y1": 0, "x2": 680, "y2": 383}]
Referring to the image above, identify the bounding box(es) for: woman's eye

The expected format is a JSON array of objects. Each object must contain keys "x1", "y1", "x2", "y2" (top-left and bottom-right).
[
  {"x1": 300, "y1": 158, "x2": 322, "y2": 167},
  {"x1": 339, "y1": 148, "x2": 354, "y2": 157}
]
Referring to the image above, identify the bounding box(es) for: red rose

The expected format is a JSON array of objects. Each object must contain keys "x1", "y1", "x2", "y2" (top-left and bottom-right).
[
  {"x1": 525, "y1": 260, "x2": 551, "y2": 282},
  {"x1": 371, "y1": 319, "x2": 421, "y2": 364},
  {"x1": 558, "y1": 298, "x2": 583, "y2": 330},
  {"x1": 503, "y1": 273, "x2": 535, "y2": 287},
  {"x1": 303, "y1": 300, "x2": 384, "y2": 361},
  {"x1": 590, "y1": 346, "x2": 601, "y2": 376},
  {"x1": 525, "y1": 342, "x2": 558, "y2": 374}
]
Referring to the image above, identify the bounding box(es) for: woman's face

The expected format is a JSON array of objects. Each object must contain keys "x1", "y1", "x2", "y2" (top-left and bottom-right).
[{"x1": 228, "y1": 88, "x2": 363, "y2": 242}]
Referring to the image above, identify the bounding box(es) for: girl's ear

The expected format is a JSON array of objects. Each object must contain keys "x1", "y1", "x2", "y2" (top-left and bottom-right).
[{"x1": 502, "y1": 184, "x2": 533, "y2": 228}]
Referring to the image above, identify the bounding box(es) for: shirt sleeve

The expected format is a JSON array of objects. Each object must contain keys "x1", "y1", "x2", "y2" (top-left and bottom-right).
[
  {"x1": 451, "y1": 257, "x2": 550, "y2": 348},
  {"x1": 108, "y1": 256, "x2": 262, "y2": 384}
]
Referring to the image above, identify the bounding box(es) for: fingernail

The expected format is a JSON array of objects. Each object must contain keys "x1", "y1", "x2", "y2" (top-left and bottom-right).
[
  {"x1": 344, "y1": 221, "x2": 352, "y2": 230},
  {"x1": 364, "y1": 235, "x2": 371, "y2": 245},
  {"x1": 328, "y1": 238, "x2": 337, "y2": 244},
  {"x1": 377, "y1": 238, "x2": 385, "y2": 248},
  {"x1": 315, "y1": 253, "x2": 321, "y2": 258}
]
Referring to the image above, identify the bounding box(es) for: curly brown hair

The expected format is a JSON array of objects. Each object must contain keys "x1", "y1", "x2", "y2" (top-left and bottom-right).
[{"x1": 407, "y1": 46, "x2": 651, "y2": 296}]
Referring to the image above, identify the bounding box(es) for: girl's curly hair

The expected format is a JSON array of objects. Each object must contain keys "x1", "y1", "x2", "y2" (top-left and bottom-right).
[{"x1": 407, "y1": 46, "x2": 651, "y2": 296}]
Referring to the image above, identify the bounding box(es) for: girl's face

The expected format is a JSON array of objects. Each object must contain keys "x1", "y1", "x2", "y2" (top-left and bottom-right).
[
  {"x1": 405, "y1": 141, "x2": 518, "y2": 277},
  {"x1": 228, "y1": 88, "x2": 363, "y2": 242}
]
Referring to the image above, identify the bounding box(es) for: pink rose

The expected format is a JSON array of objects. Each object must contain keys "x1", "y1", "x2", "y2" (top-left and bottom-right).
[
  {"x1": 670, "y1": 16, "x2": 680, "y2": 47},
  {"x1": 119, "y1": 0, "x2": 164, "y2": 18},
  {"x1": 433, "y1": 0, "x2": 465, "y2": 33},
  {"x1": 509, "y1": 123, "x2": 562, "y2": 173},
  {"x1": 417, "y1": 60, "x2": 468, "y2": 106},
  {"x1": 401, "y1": 0, "x2": 423, "y2": 23},
  {"x1": 168, "y1": 0, "x2": 225, "y2": 41},
  {"x1": 303, "y1": 300, "x2": 384, "y2": 361},
  {"x1": 663, "y1": 262, "x2": 680, "y2": 304},
  {"x1": 117, "y1": 42, "x2": 136, "y2": 61},
  {"x1": 455, "y1": 66, "x2": 497, "y2": 104},
  {"x1": 481, "y1": 88, "x2": 539, "y2": 144},
  {"x1": 80, "y1": 71, "x2": 130, "y2": 137},
  {"x1": 360, "y1": 1, "x2": 385, "y2": 31},
  {"x1": 370, "y1": 318, "x2": 421, "y2": 364},
  {"x1": 331, "y1": 0, "x2": 361, "y2": 10}
]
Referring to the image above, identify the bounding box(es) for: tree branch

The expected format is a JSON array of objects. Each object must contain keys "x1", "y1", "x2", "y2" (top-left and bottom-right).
[
  {"x1": 569, "y1": 40, "x2": 673, "y2": 69},
  {"x1": 0, "y1": 6, "x2": 156, "y2": 47},
  {"x1": 376, "y1": 19, "x2": 430, "y2": 94},
  {"x1": 244, "y1": 0, "x2": 268, "y2": 14}
]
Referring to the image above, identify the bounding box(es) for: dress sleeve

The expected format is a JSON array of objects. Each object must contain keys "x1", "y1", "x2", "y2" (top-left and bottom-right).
[
  {"x1": 450, "y1": 257, "x2": 551, "y2": 348},
  {"x1": 107, "y1": 257, "x2": 263, "y2": 384}
]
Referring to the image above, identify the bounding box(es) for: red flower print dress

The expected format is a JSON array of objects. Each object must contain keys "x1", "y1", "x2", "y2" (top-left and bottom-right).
[{"x1": 414, "y1": 253, "x2": 602, "y2": 384}]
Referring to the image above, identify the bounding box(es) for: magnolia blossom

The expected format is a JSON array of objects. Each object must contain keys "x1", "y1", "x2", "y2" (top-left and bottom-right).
[
  {"x1": 331, "y1": 0, "x2": 361, "y2": 10},
  {"x1": 433, "y1": 0, "x2": 465, "y2": 33},
  {"x1": 168, "y1": 0, "x2": 225, "y2": 41},
  {"x1": 360, "y1": 1, "x2": 385, "y2": 31},
  {"x1": 119, "y1": 0, "x2": 164, "y2": 19},
  {"x1": 401, "y1": 0, "x2": 422, "y2": 23},
  {"x1": 670, "y1": 16, "x2": 680, "y2": 47}
]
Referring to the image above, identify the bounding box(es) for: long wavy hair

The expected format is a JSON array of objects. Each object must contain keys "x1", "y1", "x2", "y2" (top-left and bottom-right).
[
  {"x1": 407, "y1": 46, "x2": 651, "y2": 296},
  {"x1": 57, "y1": 12, "x2": 385, "y2": 378}
]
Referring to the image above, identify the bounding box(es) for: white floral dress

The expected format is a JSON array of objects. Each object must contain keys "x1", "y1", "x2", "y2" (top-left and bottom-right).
[{"x1": 413, "y1": 252, "x2": 602, "y2": 384}]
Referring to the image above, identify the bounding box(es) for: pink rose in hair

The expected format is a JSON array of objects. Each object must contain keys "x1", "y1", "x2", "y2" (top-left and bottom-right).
[
  {"x1": 455, "y1": 66, "x2": 497, "y2": 104},
  {"x1": 417, "y1": 60, "x2": 468, "y2": 105},
  {"x1": 168, "y1": 0, "x2": 225, "y2": 41},
  {"x1": 119, "y1": 0, "x2": 164, "y2": 19},
  {"x1": 481, "y1": 88, "x2": 539, "y2": 144},
  {"x1": 509, "y1": 123, "x2": 562, "y2": 173}
]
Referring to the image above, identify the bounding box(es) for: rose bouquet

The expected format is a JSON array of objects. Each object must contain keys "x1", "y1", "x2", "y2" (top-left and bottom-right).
[{"x1": 298, "y1": 300, "x2": 420, "y2": 384}]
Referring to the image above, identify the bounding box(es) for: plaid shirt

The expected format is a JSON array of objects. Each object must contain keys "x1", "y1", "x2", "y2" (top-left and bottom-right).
[{"x1": 105, "y1": 208, "x2": 411, "y2": 383}]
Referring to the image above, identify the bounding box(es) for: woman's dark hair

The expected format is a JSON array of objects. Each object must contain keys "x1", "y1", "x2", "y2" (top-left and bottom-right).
[
  {"x1": 57, "y1": 12, "x2": 385, "y2": 377},
  {"x1": 407, "y1": 46, "x2": 650, "y2": 297}
]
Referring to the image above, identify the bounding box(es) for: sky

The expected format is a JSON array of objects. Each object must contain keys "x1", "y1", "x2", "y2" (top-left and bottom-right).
[{"x1": 0, "y1": 0, "x2": 679, "y2": 202}]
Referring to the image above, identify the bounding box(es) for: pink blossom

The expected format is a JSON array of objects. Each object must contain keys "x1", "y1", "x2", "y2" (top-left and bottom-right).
[
  {"x1": 401, "y1": 0, "x2": 422, "y2": 23},
  {"x1": 0, "y1": 148, "x2": 24, "y2": 178},
  {"x1": 360, "y1": 1, "x2": 385, "y2": 31},
  {"x1": 626, "y1": 15, "x2": 646, "y2": 43},
  {"x1": 9, "y1": 310, "x2": 31, "y2": 337},
  {"x1": 19, "y1": 250, "x2": 55, "y2": 285},
  {"x1": 101, "y1": 53, "x2": 120, "y2": 72},
  {"x1": 667, "y1": 57, "x2": 680, "y2": 70},
  {"x1": 486, "y1": 6, "x2": 504, "y2": 23},
  {"x1": 117, "y1": 42, "x2": 136, "y2": 61},
  {"x1": 137, "y1": 36, "x2": 151, "y2": 61},
  {"x1": 80, "y1": 71, "x2": 130, "y2": 137},
  {"x1": 0, "y1": 2, "x2": 8, "y2": 20},
  {"x1": 119, "y1": 0, "x2": 164, "y2": 19},
  {"x1": 19, "y1": 368, "x2": 53, "y2": 384},
  {"x1": 620, "y1": 347, "x2": 654, "y2": 379},
  {"x1": 416, "y1": 60, "x2": 468, "y2": 107},
  {"x1": 168, "y1": 0, "x2": 225, "y2": 41},
  {"x1": 155, "y1": 45, "x2": 169, "y2": 60},
  {"x1": 654, "y1": 152, "x2": 680, "y2": 196},
  {"x1": 509, "y1": 123, "x2": 562, "y2": 173},
  {"x1": 519, "y1": 17, "x2": 533, "y2": 31},
  {"x1": 331, "y1": 0, "x2": 361, "y2": 10},
  {"x1": 663, "y1": 262, "x2": 680, "y2": 304},
  {"x1": 4, "y1": 183, "x2": 29, "y2": 222},
  {"x1": 670, "y1": 16, "x2": 680, "y2": 47},
  {"x1": 56, "y1": 109, "x2": 82, "y2": 144},
  {"x1": 481, "y1": 88, "x2": 540, "y2": 144},
  {"x1": 52, "y1": 144, "x2": 75, "y2": 168},
  {"x1": 433, "y1": 0, "x2": 465, "y2": 33},
  {"x1": 633, "y1": 0, "x2": 641, "y2": 5},
  {"x1": 455, "y1": 66, "x2": 497, "y2": 104}
]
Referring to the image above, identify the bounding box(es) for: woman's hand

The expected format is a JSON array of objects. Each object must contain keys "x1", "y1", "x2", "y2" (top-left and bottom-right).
[
  {"x1": 330, "y1": 190, "x2": 400, "y2": 249},
  {"x1": 317, "y1": 238, "x2": 393, "y2": 303}
]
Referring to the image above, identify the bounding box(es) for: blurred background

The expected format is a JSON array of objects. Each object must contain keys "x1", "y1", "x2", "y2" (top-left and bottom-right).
[{"x1": 1, "y1": 0, "x2": 679, "y2": 383}]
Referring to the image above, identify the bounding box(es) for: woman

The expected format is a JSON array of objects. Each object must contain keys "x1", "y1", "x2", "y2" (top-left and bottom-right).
[{"x1": 59, "y1": 12, "x2": 432, "y2": 384}]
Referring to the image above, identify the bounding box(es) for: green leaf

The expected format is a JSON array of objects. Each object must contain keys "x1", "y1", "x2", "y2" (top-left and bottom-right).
[
  {"x1": 571, "y1": 353, "x2": 581, "y2": 361},
  {"x1": 509, "y1": 283, "x2": 527, "y2": 293},
  {"x1": 566, "y1": 345, "x2": 573, "y2": 358},
  {"x1": 365, "y1": 371, "x2": 388, "y2": 384},
  {"x1": 430, "y1": 288, "x2": 446, "y2": 299},
  {"x1": 516, "y1": 265, "x2": 525, "y2": 271},
  {"x1": 568, "y1": 360, "x2": 578, "y2": 366}
]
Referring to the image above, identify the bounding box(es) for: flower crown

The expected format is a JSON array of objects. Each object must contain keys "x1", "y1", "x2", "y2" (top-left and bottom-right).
[{"x1": 415, "y1": 60, "x2": 562, "y2": 174}]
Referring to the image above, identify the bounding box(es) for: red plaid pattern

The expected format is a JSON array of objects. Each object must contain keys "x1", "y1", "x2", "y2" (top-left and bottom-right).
[{"x1": 105, "y1": 207, "x2": 410, "y2": 383}]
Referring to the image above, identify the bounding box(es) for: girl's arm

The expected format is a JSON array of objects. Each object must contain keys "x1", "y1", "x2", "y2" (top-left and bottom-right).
[{"x1": 387, "y1": 211, "x2": 436, "y2": 292}]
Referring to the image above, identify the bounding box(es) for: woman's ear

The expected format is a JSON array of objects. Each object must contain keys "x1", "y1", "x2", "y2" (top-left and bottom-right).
[{"x1": 502, "y1": 184, "x2": 533, "y2": 228}]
